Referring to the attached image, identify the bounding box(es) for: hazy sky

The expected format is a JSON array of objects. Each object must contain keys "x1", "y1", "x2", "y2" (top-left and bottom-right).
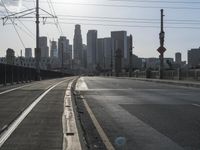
[{"x1": 0, "y1": 0, "x2": 200, "y2": 61}]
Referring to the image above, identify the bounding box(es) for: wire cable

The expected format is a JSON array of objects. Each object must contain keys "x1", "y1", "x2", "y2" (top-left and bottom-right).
[
  {"x1": 1, "y1": 0, "x2": 26, "y2": 48},
  {"x1": 46, "y1": 21, "x2": 200, "y2": 29},
  {"x1": 17, "y1": 19, "x2": 35, "y2": 38},
  {"x1": 12, "y1": 0, "x2": 200, "y2": 10},
  {"x1": 49, "y1": 0, "x2": 63, "y2": 35},
  {"x1": 108, "y1": 0, "x2": 200, "y2": 4},
  {"x1": 15, "y1": 23, "x2": 35, "y2": 40}
]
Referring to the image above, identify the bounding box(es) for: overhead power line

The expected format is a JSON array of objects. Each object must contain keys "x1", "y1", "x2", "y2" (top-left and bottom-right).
[
  {"x1": 32, "y1": 2, "x2": 200, "y2": 10},
  {"x1": 15, "y1": 0, "x2": 200, "y2": 4},
  {"x1": 0, "y1": 0, "x2": 26, "y2": 48},
  {"x1": 44, "y1": 21, "x2": 200, "y2": 29},
  {"x1": 17, "y1": 19, "x2": 35, "y2": 39},
  {"x1": 58, "y1": 16, "x2": 200, "y2": 25},
  {"x1": 11, "y1": 1, "x2": 200, "y2": 10},
  {"x1": 108, "y1": 0, "x2": 200, "y2": 4},
  {"x1": 4, "y1": 18, "x2": 200, "y2": 29},
  {"x1": 57, "y1": 15, "x2": 200, "y2": 23},
  {"x1": 3, "y1": 13, "x2": 200, "y2": 25},
  {"x1": 47, "y1": 0, "x2": 63, "y2": 35}
]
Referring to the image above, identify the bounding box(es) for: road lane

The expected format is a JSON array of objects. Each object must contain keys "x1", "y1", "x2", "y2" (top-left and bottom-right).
[
  {"x1": 1, "y1": 77, "x2": 73, "y2": 150},
  {"x1": 76, "y1": 77, "x2": 200, "y2": 150}
]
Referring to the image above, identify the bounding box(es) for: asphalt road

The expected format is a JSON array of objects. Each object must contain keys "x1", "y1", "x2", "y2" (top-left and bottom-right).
[
  {"x1": 0, "y1": 77, "x2": 74, "y2": 150},
  {"x1": 76, "y1": 77, "x2": 200, "y2": 150}
]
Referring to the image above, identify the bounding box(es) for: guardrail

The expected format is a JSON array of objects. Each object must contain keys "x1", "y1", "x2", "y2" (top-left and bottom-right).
[
  {"x1": 0, "y1": 63, "x2": 70, "y2": 85},
  {"x1": 132, "y1": 69, "x2": 200, "y2": 81},
  {"x1": 102, "y1": 69, "x2": 200, "y2": 81}
]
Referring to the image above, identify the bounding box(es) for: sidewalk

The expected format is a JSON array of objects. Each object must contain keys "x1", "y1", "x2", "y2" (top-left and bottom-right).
[{"x1": 117, "y1": 77, "x2": 200, "y2": 88}]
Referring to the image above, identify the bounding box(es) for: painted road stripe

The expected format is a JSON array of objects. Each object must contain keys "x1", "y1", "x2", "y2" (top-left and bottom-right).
[
  {"x1": 0, "y1": 78, "x2": 61, "y2": 95},
  {"x1": 192, "y1": 104, "x2": 200, "y2": 107},
  {"x1": 75, "y1": 77, "x2": 88, "y2": 91},
  {"x1": 0, "y1": 79, "x2": 68, "y2": 148},
  {"x1": 82, "y1": 96, "x2": 115, "y2": 150},
  {"x1": 0, "y1": 84, "x2": 32, "y2": 95}
]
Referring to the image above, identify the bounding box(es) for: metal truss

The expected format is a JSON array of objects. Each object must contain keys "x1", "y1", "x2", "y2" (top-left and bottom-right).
[{"x1": 1, "y1": 7, "x2": 57, "y2": 25}]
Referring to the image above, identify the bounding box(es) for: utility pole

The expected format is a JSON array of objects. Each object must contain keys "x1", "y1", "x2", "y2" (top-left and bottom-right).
[
  {"x1": 35, "y1": 0, "x2": 41, "y2": 80},
  {"x1": 129, "y1": 34, "x2": 133, "y2": 77},
  {"x1": 1, "y1": 0, "x2": 57, "y2": 80},
  {"x1": 157, "y1": 9, "x2": 166, "y2": 79}
]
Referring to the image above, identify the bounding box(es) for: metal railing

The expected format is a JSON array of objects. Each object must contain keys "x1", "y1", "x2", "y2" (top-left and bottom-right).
[
  {"x1": 131, "y1": 69, "x2": 200, "y2": 81},
  {"x1": 0, "y1": 63, "x2": 70, "y2": 85}
]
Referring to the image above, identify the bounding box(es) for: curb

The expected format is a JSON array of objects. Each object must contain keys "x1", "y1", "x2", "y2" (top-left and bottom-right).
[{"x1": 62, "y1": 79, "x2": 82, "y2": 150}]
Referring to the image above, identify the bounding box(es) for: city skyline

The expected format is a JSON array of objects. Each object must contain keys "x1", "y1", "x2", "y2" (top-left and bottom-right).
[{"x1": 1, "y1": 0, "x2": 200, "y2": 61}]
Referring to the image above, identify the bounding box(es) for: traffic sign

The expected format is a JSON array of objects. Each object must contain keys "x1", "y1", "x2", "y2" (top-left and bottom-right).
[{"x1": 157, "y1": 46, "x2": 166, "y2": 54}]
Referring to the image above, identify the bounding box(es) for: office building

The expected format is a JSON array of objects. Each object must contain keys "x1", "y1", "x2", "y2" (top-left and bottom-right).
[
  {"x1": 132, "y1": 54, "x2": 142, "y2": 69},
  {"x1": 96, "y1": 38, "x2": 104, "y2": 70},
  {"x1": 6, "y1": 48, "x2": 15, "y2": 64},
  {"x1": 175, "y1": 52, "x2": 182, "y2": 64},
  {"x1": 82, "y1": 44, "x2": 87, "y2": 69},
  {"x1": 50, "y1": 40, "x2": 57, "y2": 58},
  {"x1": 73, "y1": 24, "x2": 83, "y2": 66},
  {"x1": 188, "y1": 48, "x2": 200, "y2": 68},
  {"x1": 25, "y1": 48, "x2": 32, "y2": 58},
  {"x1": 103, "y1": 37, "x2": 112, "y2": 70},
  {"x1": 87, "y1": 30, "x2": 97, "y2": 71},
  {"x1": 39, "y1": 36, "x2": 49, "y2": 58},
  {"x1": 111, "y1": 31, "x2": 128, "y2": 73},
  {"x1": 58, "y1": 36, "x2": 71, "y2": 68}
]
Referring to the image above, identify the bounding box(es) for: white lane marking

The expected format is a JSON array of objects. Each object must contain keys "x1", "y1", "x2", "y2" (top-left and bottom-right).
[
  {"x1": 0, "y1": 84, "x2": 32, "y2": 95},
  {"x1": 63, "y1": 80, "x2": 82, "y2": 150},
  {"x1": 45, "y1": 85, "x2": 52, "y2": 90},
  {"x1": 82, "y1": 96, "x2": 115, "y2": 150},
  {"x1": 192, "y1": 104, "x2": 200, "y2": 107},
  {"x1": 0, "y1": 78, "x2": 62, "y2": 95},
  {"x1": 0, "y1": 79, "x2": 68, "y2": 148},
  {"x1": 75, "y1": 77, "x2": 88, "y2": 91}
]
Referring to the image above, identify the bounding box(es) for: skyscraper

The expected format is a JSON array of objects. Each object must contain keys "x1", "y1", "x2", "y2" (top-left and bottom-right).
[
  {"x1": 25, "y1": 48, "x2": 32, "y2": 58},
  {"x1": 87, "y1": 30, "x2": 97, "y2": 71},
  {"x1": 39, "y1": 36, "x2": 49, "y2": 58},
  {"x1": 73, "y1": 24, "x2": 83, "y2": 66},
  {"x1": 68, "y1": 44, "x2": 72, "y2": 69},
  {"x1": 58, "y1": 36, "x2": 71, "y2": 68},
  {"x1": 103, "y1": 38, "x2": 112, "y2": 70},
  {"x1": 6, "y1": 48, "x2": 15, "y2": 65},
  {"x1": 175, "y1": 52, "x2": 182, "y2": 64},
  {"x1": 188, "y1": 48, "x2": 200, "y2": 68},
  {"x1": 96, "y1": 38, "x2": 104, "y2": 69},
  {"x1": 50, "y1": 40, "x2": 57, "y2": 58},
  {"x1": 82, "y1": 44, "x2": 87, "y2": 69},
  {"x1": 111, "y1": 31, "x2": 128, "y2": 73}
]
